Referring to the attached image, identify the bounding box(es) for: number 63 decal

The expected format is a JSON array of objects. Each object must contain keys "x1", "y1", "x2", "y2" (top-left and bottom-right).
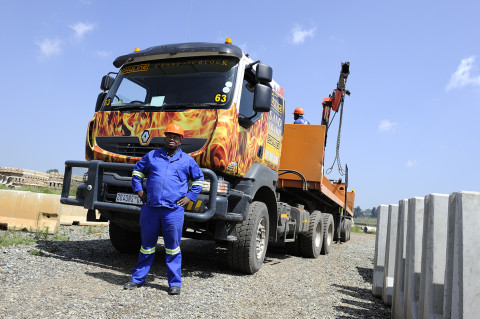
[{"x1": 215, "y1": 94, "x2": 227, "y2": 103}]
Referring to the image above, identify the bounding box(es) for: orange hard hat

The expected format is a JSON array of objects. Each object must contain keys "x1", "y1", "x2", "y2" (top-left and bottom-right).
[
  {"x1": 293, "y1": 107, "x2": 304, "y2": 115},
  {"x1": 164, "y1": 123, "x2": 184, "y2": 139}
]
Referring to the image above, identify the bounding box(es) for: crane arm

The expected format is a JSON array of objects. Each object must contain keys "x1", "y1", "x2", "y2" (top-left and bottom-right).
[{"x1": 321, "y1": 62, "x2": 350, "y2": 126}]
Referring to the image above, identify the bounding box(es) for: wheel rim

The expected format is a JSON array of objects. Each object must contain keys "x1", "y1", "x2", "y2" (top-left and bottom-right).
[
  {"x1": 314, "y1": 221, "x2": 322, "y2": 248},
  {"x1": 256, "y1": 217, "x2": 267, "y2": 260}
]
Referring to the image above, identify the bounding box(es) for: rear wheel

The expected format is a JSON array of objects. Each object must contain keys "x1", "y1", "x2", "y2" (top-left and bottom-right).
[
  {"x1": 227, "y1": 201, "x2": 269, "y2": 274},
  {"x1": 340, "y1": 219, "x2": 348, "y2": 242},
  {"x1": 109, "y1": 222, "x2": 141, "y2": 254},
  {"x1": 346, "y1": 219, "x2": 352, "y2": 241},
  {"x1": 321, "y1": 213, "x2": 334, "y2": 255},
  {"x1": 299, "y1": 211, "x2": 323, "y2": 258}
]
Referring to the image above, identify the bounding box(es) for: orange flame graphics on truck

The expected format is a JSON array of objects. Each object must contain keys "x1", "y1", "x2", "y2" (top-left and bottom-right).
[{"x1": 87, "y1": 88, "x2": 285, "y2": 177}]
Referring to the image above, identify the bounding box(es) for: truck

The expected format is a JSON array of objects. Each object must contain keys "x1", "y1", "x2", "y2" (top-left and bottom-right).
[{"x1": 61, "y1": 39, "x2": 355, "y2": 274}]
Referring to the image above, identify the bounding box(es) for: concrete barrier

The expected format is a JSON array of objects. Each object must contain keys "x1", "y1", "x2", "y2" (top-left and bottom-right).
[
  {"x1": 59, "y1": 205, "x2": 107, "y2": 226},
  {"x1": 404, "y1": 197, "x2": 424, "y2": 319},
  {"x1": 0, "y1": 190, "x2": 60, "y2": 234},
  {"x1": 443, "y1": 191, "x2": 480, "y2": 319},
  {"x1": 375, "y1": 191, "x2": 480, "y2": 318},
  {"x1": 392, "y1": 199, "x2": 408, "y2": 318},
  {"x1": 373, "y1": 204, "x2": 389, "y2": 297},
  {"x1": 417, "y1": 194, "x2": 448, "y2": 319},
  {"x1": 383, "y1": 204, "x2": 398, "y2": 306},
  {"x1": 0, "y1": 190, "x2": 108, "y2": 234}
]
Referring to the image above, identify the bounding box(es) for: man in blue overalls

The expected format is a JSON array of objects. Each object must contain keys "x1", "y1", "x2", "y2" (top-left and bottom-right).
[
  {"x1": 293, "y1": 107, "x2": 310, "y2": 124},
  {"x1": 124, "y1": 122, "x2": 204, "y2": 295}
]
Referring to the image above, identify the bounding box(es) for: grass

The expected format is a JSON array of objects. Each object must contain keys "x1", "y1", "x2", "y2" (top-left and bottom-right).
[
  {"x1": 29, "y1": 249, "x2": 42, "y2": 256},
  {"x1": 350, "y1": 225, "x2": 363, "y2": 233},
  {"x1": 0, "y1": 230, "x2": 37, "y2": 247},
  {"x1": 49, "y1": 233, "x2": 70, "y2": 241},
  {"x1": 83, "y1": 225, "x2": 105, "y2": 239},
  {"x1": 353, "y1": 218, "x2": 377, "y2": 226},
  {"x1": 0, "y1": 184, "x2": 76, "y2": 196},
  {"x1": 31, "y1": 226, "x2": 49, "y2": 241},
  {"x1": 0, "y1": 227, "x2": 70, "y2": 248},
  {"x1": 350, "y1": 224, "x2": 376, "y2": 235}
]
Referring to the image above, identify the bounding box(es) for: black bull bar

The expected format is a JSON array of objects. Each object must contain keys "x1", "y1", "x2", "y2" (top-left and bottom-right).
[{"x1": 60, "y1": 160, "x2": 218, "y2": 222}]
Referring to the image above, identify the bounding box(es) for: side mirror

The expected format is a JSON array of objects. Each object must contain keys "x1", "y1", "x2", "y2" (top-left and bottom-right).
[
  {"x1": 100, "y1": 75, "x2": 114, "y2": 91},
  {"x1": 95, "y1": 92, "x2": 107, "y2": 112},
  {"x1": 256, "y1": 63, "x2": 272, "y2": 83},
  {"x1": 253, "y1": 84, "x2": 272, "y2": 113}
]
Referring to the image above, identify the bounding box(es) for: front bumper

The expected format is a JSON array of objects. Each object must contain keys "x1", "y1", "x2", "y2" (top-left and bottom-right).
[{"x1": 61, "y1": 160, "x2": 220, "y2": 222}]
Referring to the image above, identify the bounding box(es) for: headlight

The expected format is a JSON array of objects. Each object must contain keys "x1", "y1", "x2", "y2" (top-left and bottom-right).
[{"x1": 197, "y1": 180, "x2": 230, "y2": 196}]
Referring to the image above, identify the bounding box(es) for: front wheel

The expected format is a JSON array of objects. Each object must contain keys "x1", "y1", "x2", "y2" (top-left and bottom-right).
[
  {"x1": 109, "y1": 222, "x2": 141, "y2": 254},
  {"x1": 227, "y1": 201, "x2": 269, "y2": 274}
]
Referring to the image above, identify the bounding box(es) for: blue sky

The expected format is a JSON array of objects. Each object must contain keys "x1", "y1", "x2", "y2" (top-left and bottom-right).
[{"x1": 1, "y1": 0, "x2": 479, "y2": 209}]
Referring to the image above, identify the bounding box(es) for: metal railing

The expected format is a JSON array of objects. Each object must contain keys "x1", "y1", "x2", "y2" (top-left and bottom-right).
[{"x1": 61, "y1": 160, "x2": 218, "y2": 221}]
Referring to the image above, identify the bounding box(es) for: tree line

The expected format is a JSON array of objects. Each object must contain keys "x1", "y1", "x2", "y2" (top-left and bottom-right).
[{"x1": 354, "y1": 206, "x2": 377, "y2": 219}]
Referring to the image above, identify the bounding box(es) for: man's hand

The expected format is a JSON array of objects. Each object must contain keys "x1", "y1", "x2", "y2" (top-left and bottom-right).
[
  {"x1": 137, "y1": 190, "x2": 147, "y2": 204},
  {"x1": 177, "y1": 196, "x2": 191, "y2": 207}
]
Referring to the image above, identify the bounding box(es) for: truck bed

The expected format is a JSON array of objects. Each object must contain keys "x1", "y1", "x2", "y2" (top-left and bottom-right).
[{"x1": 277, "y1": 124, "x2": 354, "y2": 216}]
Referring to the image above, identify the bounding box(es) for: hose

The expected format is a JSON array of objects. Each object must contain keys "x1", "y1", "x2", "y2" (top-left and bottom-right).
[{"x1": 326, "y1": 98, "x2": 345, "y2": 176}]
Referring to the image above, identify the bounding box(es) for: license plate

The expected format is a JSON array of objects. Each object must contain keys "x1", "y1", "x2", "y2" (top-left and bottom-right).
[{"x1": 116, "y1": 193, "x2": 143, "y2": 205}]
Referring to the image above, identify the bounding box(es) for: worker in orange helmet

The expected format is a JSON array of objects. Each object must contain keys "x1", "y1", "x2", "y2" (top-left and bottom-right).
[
  {"x1": 124, "y1": 122, "x2": 204, "y2": 295},
  {"x1": 293, "y1": 107, "x2": 310, "y2": 124}
]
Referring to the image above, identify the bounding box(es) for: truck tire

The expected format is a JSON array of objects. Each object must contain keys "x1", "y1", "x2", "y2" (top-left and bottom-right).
[
  {"x1": 321, "y1": 213, "x2": 334, "y2": 255},
  {"x1": 286, "y1": 240, "x2": 302, "y2": 256},
  {"x1": 227, "y1": 201, "x2": 269, "y2": 274},
  {"x1": 340, "y1": 219, "x2": 347, "y2": 242},
  {"x1": 299, "y1": 210, "x2": 323, "y2": 258},
  {"x1": 109, "y1": 222, "x2": 141, "y2": 254},
  {"x1": 346, "y1": 219, "x2": 352, "y2": 241}
]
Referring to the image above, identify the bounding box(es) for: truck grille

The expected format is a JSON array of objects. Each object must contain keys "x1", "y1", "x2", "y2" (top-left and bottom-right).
[
  {"x1": 96, "y1": 136, "x2": 207, "y2": 158},
  {"x1": 116, "y1": 143, "x2": 163, "y2": 157}
]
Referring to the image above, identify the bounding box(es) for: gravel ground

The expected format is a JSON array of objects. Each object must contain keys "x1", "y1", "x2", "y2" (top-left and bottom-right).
[{"x1": 0, "y1": 225, "x2": 389, "y2": 318}]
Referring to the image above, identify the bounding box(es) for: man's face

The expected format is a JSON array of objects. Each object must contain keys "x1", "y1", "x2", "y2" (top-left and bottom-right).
[
  {"x1": 164, "y1": 133, "x2": 182, "y2": 152},
  {"x1": 294, "y1": 114, "x2": 300, "y2": 120}
]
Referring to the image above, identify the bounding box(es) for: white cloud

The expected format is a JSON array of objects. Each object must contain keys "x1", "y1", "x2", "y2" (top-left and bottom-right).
[
  {"x1": 69, "y1": 22, "x2": 95, "y2": 40},
  {"x1": 289, "y1": 25, "x2": 316, "y2": 44},
  {"x1": 446, "y1": 56, "x2": 480, "y2": 91},
  {"x1": 378, "y1": 120, "x2": 397, "y2": 132},
  {"x1": 405, "y1": 160, "x2": 417, "y2": 168},
  {"x1": 36, "y1": 38, "x2": 62, "y2": 57}
]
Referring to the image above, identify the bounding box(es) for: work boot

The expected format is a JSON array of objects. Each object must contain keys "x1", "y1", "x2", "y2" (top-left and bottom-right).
[
  {"x1": 124, "y1": 280, "x2": 142, "y2": 290},
  {"x1": 168, "y1": 286, "x2": 181, "y2": 295}
]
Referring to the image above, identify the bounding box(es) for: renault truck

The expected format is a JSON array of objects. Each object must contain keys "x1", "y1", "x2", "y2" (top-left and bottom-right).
[{"x1": 61, "y1": 39, "x2": 355, "y2": 274}]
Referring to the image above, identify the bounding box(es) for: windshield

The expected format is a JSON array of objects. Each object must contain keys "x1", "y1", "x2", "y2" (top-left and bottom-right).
[{"x1": 102, "y1": 56, "x2": 239, "y2": 112}]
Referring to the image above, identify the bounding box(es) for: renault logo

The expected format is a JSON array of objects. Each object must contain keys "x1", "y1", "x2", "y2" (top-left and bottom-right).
[{"x1": 141, "y1": 130, "x2": 150, "y2": 144}]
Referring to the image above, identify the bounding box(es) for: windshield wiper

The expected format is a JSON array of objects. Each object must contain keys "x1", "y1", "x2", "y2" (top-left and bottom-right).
[
  {"x1": 161, "y1": 102, "x2": 221, "y2": 110},
  {"x1": 111, "y1": 102, "x2": 223, "y2": 112},
  {"x1": 111, "y1": 104, "x2": 155, "y2": 111}
]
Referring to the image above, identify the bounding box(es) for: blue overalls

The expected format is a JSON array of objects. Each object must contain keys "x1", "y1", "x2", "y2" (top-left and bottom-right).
[
  {"x1": 294, "y1": 116, "x2": 310, "y2": 124},
  {"x1": 129, "y1": 147, "x2": 204, "y2": 288}
]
